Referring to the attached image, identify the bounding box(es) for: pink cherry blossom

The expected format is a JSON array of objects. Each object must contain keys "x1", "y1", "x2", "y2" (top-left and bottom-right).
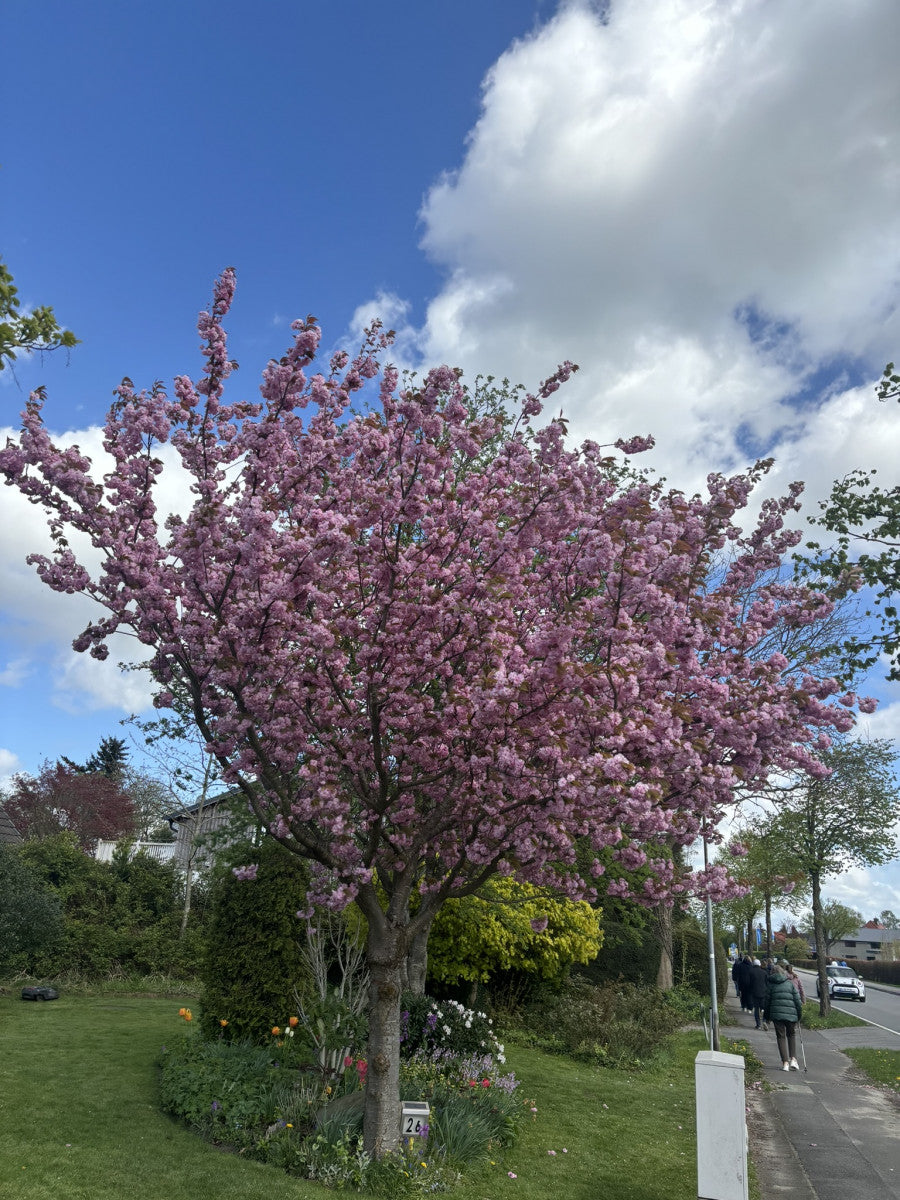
[{"x1": 0, "y1": 269, "x2": 865, "y2": 1156}]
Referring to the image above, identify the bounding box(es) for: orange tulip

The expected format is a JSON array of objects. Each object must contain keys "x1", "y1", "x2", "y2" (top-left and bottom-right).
[
  {"x1": 219, "y1": 1019, "x2": 228, "y2": 1027},
  {"x1": 272, "y1": 1026, "x2": 281, "y2": 1036},
  {"x1": 288, "y1": 1016, "x2": 299, "y2": 1028}
]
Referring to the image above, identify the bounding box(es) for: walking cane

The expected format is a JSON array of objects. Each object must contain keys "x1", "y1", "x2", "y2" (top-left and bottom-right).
[{"x1": 798, "y1": 1022, "x2": 807, "y2": 1073}]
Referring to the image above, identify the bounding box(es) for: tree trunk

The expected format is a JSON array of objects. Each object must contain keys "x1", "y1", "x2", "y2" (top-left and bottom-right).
[
  {"x1": 362, "y1": 918, "x2": 406, "y2": 1156},
  {"x1": 811, "y1": 872, "x2": 830, "y2": 1016},
  {"x1": 655, "y1": 903, "x2": 674, "y2": 991},
  {"x1": 179, "y1": 862, "x2": 193, "y2": 938},
  {"x1": 403, "y1": 917, "x2": 432, "y2": 997}
]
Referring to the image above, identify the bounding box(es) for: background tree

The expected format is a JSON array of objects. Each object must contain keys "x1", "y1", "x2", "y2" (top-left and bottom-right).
[
  {"x1": 0, "y1": 259, "x2": 78, "y2": 372},
  {"x1": 768, "y1": 738, "x2": 900, "y2": 1013},
  {"x1": 781, "y1": 935, "x2": 812, "y2": 964},
  {"x1": 879, "y1": 908, "x2": 899, "y2": 929},
  {"x1": 127, "y1": 708, "x2": 229, "y2": 932},
  {"x1": 425, "y1": 877, "x2": 602, "y2": 997},
  {"x1": 1, "y1": 269, "x2": 864, "y2": 1154},
  {"x1": 799, "y1": 898, "x2": 862, "y2": 956},
  {"x1": 718, "y1": 824, "x2": 808, "y2": 958},
  {"x1": 0, "y1": 843, "x2": 64, "y2": 975},
  {"x1": 717, "y1": 883, "x2": 765, "y2": 956},
  {"x1": 3, "y1": 760, "x2": 136, "y2": 850}
]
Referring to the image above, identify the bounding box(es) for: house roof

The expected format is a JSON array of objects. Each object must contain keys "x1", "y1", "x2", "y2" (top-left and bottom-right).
[
  {"x1": 0, "y1": 807, "x2": 23, "y2": 844},
  {"x1": 165, "y1": 787, "x2": 238, "y2": 824}
]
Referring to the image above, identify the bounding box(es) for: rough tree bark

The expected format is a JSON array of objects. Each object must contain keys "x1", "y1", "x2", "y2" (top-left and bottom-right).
[{"x1": 655, "y1": 903, "x2": 675, "y2": 991}]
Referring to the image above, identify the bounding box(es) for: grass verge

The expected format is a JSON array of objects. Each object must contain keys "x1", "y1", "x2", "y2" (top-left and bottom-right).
[
  {"x1": 800, "y1": 1001, "x2": 867, "y2": 1030},
  {"x1": 843, "y1": 1047, "x2": 900, "y2": 1093},
  {"x1": 0, "y1": 987, "x2": 710, "y2": 1200}
]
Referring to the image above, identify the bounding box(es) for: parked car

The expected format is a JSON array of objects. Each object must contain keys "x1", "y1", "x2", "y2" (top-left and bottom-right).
[{"x1": 816, "y1": 965, "x2": 866, "y2": 1003}]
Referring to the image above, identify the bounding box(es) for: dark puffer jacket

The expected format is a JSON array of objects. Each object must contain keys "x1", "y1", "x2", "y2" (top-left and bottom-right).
[{"x1": 764, "y1": 972, "x2": 803, "y2": 1024}]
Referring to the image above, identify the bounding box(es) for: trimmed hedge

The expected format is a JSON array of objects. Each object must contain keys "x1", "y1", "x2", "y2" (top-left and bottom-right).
[
  {"x1": 846, "y1": 959, "x2": 900, "y2": 986},
  {"x1": 199, "y1": 837, "x2": 312, "y2": 1042}
]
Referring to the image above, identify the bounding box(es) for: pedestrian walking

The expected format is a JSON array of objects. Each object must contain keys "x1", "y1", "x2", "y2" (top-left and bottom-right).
[
  {"x1": 763, "y1": 964, "x2": 803, "y2": 1071},
  {"x1": 749, "y1": 958, "x2": 768, "y2": 1028},
  {"x1": 782, "y1": 960, "x2": 806, "y2": 1005},
  {"x1": 737, "y1": 953, "x2": 754, "y2": 1012},
  {"x1": 731, "y1": 955, "x2": 742, "y2": 998}
]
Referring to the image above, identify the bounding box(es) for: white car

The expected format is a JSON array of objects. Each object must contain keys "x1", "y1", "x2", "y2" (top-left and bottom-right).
[{"x1": 816, "y1": 965, "x2": 866, "y2": 1003}]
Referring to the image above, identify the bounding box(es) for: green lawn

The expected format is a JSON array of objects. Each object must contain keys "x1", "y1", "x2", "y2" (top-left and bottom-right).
[
  {"x1": 0, "y1": 988, "x2": 710, "y2": 1199},
  {"x1": 843, "y1": 1047, "x2": 900, "y2": 1093},
  {"x1": 800, "y1": 1001, "x2": 867, "y2": 1030}
]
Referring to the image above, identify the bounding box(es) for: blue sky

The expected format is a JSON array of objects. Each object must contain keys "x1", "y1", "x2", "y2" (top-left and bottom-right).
[{"x1": 3, "y1": 0, "x2": 900, "y2": 918}]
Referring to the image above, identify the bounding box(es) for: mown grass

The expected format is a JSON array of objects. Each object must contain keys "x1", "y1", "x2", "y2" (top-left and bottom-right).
[
  {"x1": 0, "y1": 986, "x2": 710, "y2": 1200},
  {"x1": 843, "y1": 1047, "x2": 900, "y2": 1093},
  {"x1": 452, "y1": 1034, "x2": 708, "y2": 1200},
  {"x1": 800, "y1": 1001, "x2": 867, "y2": 1030}
]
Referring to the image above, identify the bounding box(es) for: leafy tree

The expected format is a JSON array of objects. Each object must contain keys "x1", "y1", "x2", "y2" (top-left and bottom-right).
[
  {"x1": 0, "y1": 269, "x2": 865, "y2": 1153},
  {"x1": 717, "y1": 825, "x2": 808, "y2": 959},
  {"x1": 800, "y1": 898, "x2": 862, "y2": 955},
  {"x1": 3, "y1": 760, "x2": 136, "y2": 850},
  {"x1": 0, "y1": 843, "x2": 63, "y2": 974},
  {"x1": 0, "y1": 259, "x2": 78, "y2": 371},
  {"x1": 879, "y1": 908, "x2": 899, "y2": 929},
  {"x1": 769, "y1": 739, "x2": 900, "y2": 1013},
  {"x1": 426, "y1": 877, "x2": 602, "y2": 990},
  {"x1": 782, "y1": 935, "x2": 811, "y2": 964}
]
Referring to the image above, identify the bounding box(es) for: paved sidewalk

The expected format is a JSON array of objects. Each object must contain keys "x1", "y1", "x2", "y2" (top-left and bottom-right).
[{"x1": 720, "y1": 989, "x2": 900, "y2": 1199}]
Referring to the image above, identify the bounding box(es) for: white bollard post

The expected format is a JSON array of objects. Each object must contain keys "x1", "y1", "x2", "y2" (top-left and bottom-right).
[{"x1": 695, "y1": 1050, "x2": 748, "y2": 1200}]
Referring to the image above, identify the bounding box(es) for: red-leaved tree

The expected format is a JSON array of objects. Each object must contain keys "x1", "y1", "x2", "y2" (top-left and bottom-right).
[
  {"x1": 0, "y1": 270, "x2": 867, "y2": 1152},
  {"x1": 3, "y1": 760, "x2": 136, "y2": 850}
]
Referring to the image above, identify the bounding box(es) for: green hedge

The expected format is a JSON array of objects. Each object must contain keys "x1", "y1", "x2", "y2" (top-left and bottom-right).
[
  {"x1": 199, "y1": 837, "x2": 312, "y2": 1042},
  {"x1": 846, "y1": 959, "x2": 900, "y2": 985}
]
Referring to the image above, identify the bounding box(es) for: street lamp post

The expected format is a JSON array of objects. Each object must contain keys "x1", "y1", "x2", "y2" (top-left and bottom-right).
[{"x1": 702, "y1": 827, "x2": 720, "y2": 1052}]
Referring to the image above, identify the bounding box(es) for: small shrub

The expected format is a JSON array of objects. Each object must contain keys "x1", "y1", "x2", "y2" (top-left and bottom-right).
[{"x1": 400, "y1": 995, "x2": 504, "y2": 1062}]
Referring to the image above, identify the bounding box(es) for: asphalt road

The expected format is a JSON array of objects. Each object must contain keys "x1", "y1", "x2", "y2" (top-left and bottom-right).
[{"x1": 797, "y1": 967, "x2": 900, "y2": 1038}]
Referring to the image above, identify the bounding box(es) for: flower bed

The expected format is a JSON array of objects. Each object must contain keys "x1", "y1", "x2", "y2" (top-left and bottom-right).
[{"x1": 159, "y1": 999, "x2": 523, "y2": 1194}]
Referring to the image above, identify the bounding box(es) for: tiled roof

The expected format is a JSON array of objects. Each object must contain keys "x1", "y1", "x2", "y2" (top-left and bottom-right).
[{"x1": 0, "y1": 807, "x2": 23, "y2": 844}]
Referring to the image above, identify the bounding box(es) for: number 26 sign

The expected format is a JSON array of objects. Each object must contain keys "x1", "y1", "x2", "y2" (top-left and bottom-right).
[{"x1": 401, "y1": 1101, "x2": 431, "y2": 1136}]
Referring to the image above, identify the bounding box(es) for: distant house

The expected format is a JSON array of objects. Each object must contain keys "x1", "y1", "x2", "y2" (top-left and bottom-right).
[
  {"x1": 165, "y1": 789, "x2": 258, "y2": 872},
  {"x1": 0, "y1": 808, "x2": 22, "y2": 845},
  {"x1": 830, "y1": 923, "x2": 900, "y2": 963},
  {"x1": 93, "y1": 789, "x2": 254, "y2": 872}
]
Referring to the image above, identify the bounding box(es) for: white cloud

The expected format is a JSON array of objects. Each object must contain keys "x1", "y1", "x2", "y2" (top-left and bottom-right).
[
  {"x1": 0, "y1": 657, "x2": 30, "y2": 687},
  {"x1": 0, "y1": 421, "x2": 194, "y2": 716},
  {"x1": 0, "y1": 748, "x2": 23, "y2": 788},
  {"x1": 410, "y1": 0, "x2": 900, "y2": 501}
]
